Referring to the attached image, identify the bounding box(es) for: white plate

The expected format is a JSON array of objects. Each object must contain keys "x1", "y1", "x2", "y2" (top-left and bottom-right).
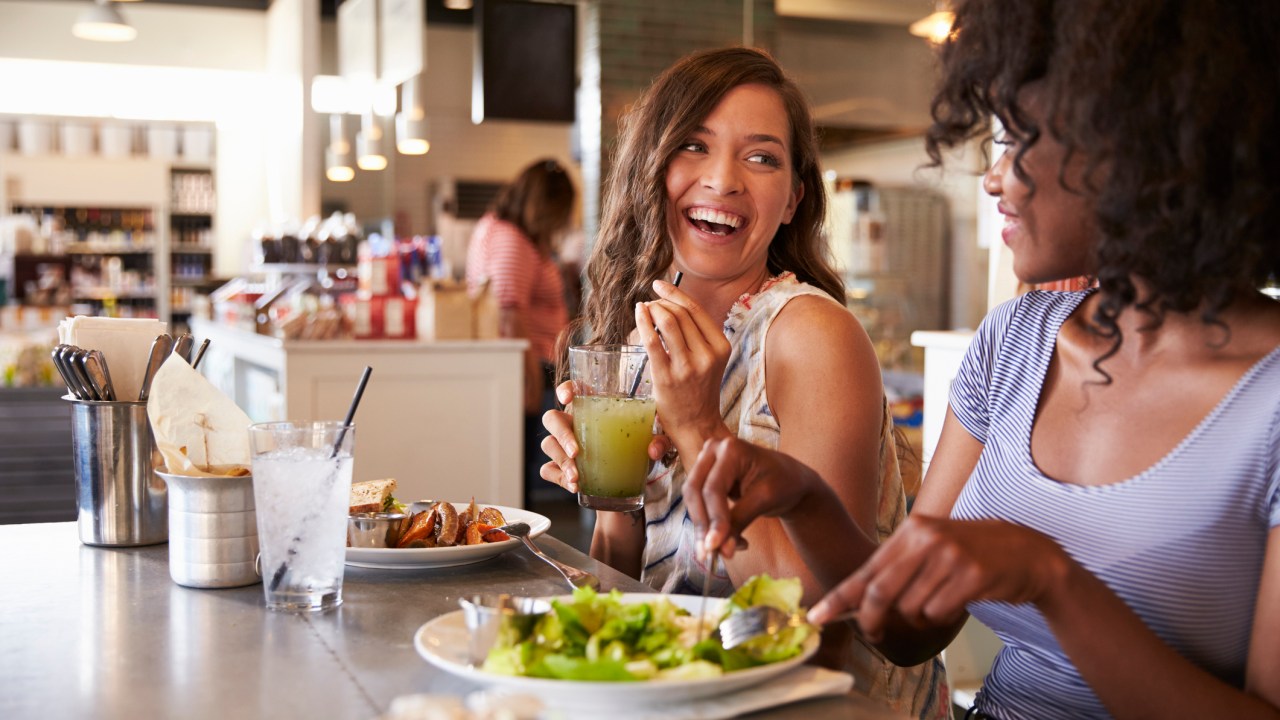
[
  {"x1": 344, "y1": 503, "x2": 550, "y2": 569},
  {"x1": 413, "y1": 593, "x2": 818, "y2": 711}
]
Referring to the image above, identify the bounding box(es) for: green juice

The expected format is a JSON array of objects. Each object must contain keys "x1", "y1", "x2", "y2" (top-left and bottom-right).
[{"x1": 572, "y1": 395, "x2": 657, "y2": 498}]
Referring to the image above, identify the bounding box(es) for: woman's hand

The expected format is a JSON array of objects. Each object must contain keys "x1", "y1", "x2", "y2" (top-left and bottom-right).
[
  {"x1": 684, "y1": 437, "x2": 824, "y2": 559},
  {"x1": 635, "y1": 280, "x2": 733, "y2": 455},
  {"x1": 809, "y1": 516, "x2": 1072, "y2": 642},
  {"x1": 540, "y1": 381, "x2": 674, "y2": 494}
]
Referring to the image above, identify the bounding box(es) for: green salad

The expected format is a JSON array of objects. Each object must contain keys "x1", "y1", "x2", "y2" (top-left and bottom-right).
[{"x1": 482, "y1": 574, "x2": 814, "y2": 682}]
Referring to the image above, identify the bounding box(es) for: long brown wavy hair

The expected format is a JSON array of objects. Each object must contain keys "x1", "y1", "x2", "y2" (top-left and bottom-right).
[
  {"x1": 925, "y1": 0, "x2": 1280, "y2": 372},
  {"x1": 490, "y1": 158, "x2": 576, "y2": 257},
  {"x1": 567, "y1": 47, "x2": 843, "y2": 358}
]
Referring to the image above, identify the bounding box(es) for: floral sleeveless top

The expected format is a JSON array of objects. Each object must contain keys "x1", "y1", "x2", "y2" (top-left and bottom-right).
[{"x1": 638, "y1": 273, "x2": 950, "y2": 720}]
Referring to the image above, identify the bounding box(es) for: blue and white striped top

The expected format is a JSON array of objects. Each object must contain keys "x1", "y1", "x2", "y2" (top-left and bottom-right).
[{"x1": 950, "y1": 290, "x2": 1280, "y2": 719}]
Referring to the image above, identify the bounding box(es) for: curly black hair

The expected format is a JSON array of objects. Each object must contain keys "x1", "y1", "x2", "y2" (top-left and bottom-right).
[{"x1": 925, "y1": 0, "x2": 1280, "y2": 367}]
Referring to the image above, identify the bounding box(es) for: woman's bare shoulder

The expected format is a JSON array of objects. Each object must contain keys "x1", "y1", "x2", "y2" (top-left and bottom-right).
[{"x1": 766, "y1": 294, "x2": 879, "y2": 381}]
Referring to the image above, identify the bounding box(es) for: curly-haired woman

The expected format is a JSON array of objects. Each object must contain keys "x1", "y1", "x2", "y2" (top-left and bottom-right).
[
  {"x1": 684, "y1": 1, "x2": 1280, "y2": 718},
  {"x1": 537, "y1": 47, "x2": 949, "y2": 718}
]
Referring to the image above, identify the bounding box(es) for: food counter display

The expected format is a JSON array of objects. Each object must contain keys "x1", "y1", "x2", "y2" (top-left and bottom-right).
[{"x1": 190, "y1": 318, "x2": 527, "y2": 508}]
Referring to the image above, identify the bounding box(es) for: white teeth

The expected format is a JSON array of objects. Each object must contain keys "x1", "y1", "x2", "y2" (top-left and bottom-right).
[{"x1": 686, "y1": 207, "x2": 742, "y2": 229}]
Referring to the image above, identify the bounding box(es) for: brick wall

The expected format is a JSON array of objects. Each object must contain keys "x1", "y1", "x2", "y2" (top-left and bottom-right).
[{"x1": 579, "y1": 0, "x2": 777, "y2": 249}]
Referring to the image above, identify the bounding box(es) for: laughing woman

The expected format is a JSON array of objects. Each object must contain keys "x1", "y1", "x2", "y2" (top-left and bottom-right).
[
  {"x1": 683, "y1": 2, "x2": 1280, "y2": 719},
  {"x1": 537, "y1": 47, "x2": 949, "y2": 718}
]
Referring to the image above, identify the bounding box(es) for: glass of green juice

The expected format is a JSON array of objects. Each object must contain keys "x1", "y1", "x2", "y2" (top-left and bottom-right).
[{"x1": 569, "y1": 344, "x2": 656, "y2": 512}]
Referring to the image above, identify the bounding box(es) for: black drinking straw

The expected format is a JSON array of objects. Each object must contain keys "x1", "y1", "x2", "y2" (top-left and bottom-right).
[
  {"x1": 269, "y1": 365, "x2": 373, "y2": 593},
  {"x1": 332, "y1": 365, "x2": 372, "y2": 459},
  {"x1": 627, "y1": 271, "x2": 682, "y2": 398}
]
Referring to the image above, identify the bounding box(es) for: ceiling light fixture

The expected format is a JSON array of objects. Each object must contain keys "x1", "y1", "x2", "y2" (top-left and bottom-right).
[
  {"x1": 395, "y1": 74, "x2": 430, "y2": 156},
  {"x1": 326, "y1": 114, "x2": 355, "y2": 183},
  {"x1": 443, "y1": 0, "x2": 473, "y2": 10},
  {"x1": 356, "y1": 110, "x2": 387, "y2": 171},
  {"x1": 909, "y1": 4, "x2": 955, "y2": 44},
  {"x1": 72, "y1": 0, "x2": 138, "y2": 43}
]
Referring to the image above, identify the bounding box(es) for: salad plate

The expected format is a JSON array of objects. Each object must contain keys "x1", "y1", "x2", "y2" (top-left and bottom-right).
[
  {"x1": 413, "y1": 592, "x2": 819, "y2": 711},
  {"x1": 344, "y1": 504, "x2": 551, "y2": 570}
]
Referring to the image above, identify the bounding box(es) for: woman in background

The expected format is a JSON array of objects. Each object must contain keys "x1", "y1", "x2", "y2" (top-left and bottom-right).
[
  {"x1": 466, "y1": 158, "x2": 575, "y2": 503},
  {"x1": 684, "y1": 1, "x2": 1280, "y2": 718},
  {"x1": 538, "y1": 47, "x2": 948, "y2": 718}
]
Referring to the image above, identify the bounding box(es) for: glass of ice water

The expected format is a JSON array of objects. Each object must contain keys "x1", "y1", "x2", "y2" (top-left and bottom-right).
[{"x1": 249, "y1": 421, "x2": 355, "y2": 612}]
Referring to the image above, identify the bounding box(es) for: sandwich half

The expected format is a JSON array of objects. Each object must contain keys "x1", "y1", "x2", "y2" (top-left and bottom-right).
[{"x1": 349, "y1": 478, "x2": 398, "y2": 514}]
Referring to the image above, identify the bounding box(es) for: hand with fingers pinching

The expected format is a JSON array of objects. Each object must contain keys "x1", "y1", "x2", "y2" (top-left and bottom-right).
[
  {"x1": 685, "y1": 436, "x2": 872, "y2": 591},
  {"x1": 807, "y1": 516, "x2": 1072, "y2": 643},
  {"x1": 635, "y1": 279, "x2": 734, "y2": 458}
]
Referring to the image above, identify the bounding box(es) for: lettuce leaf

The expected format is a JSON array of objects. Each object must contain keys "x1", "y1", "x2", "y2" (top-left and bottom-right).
[{"x1": 482, "y1": 574, "x2": 812, "y2": 682}]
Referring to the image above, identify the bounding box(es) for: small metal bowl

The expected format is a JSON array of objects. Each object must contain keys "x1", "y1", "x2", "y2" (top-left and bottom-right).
[{"x1": 347, "y1": 512, "x2": 407, "y2": 548}]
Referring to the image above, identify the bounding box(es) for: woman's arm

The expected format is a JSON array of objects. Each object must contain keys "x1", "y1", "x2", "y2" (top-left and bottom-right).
[
  {"x1": 1043, "y1": 527, "x2": 1280, "y2": 718},
  {"x1": 739, "y1": 294, "x2": 885, "y2": 603},
  {"x1": 812, "y1": 506, "x2": 1280, "y2": 716},
  {"x1": 639, "y1": 286, "x2": 885, "y2": 603}
]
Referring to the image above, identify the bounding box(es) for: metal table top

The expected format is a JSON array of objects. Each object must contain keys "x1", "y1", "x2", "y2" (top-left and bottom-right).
[{"x1": 0, "y1": 522, "x2": 904, "y2": 720}]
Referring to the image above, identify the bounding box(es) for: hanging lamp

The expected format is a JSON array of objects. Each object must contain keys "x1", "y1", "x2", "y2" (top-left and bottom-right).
[
  {"x1": 356, "y1": 110, "x2": 387, "y2": 171},
  {"x1": 72, "y1": 0, "x2": 137, "y2": 43},
  {"x1": 395, "y1": 74, "x2": 430, "y2": 156},
  {"x1": 326, "y1": 114, "x2": 355, "y2": 182}
]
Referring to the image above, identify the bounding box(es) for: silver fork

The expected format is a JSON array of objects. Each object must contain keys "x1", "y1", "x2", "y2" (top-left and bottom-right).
[
  {"x1": 718, "y1": 605, "x2": 859, "y2": 650},
  {"x1": 500, "y1": 522, "x2": 601, "y2": 591}
]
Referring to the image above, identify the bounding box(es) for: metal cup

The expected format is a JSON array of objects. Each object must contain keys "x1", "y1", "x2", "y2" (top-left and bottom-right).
[
  {"x1": 66, "y1": 397, "x2": 168, "y2": 547},
  {"x1": 159, "y1": 470, "x2": 260, "y2": 589},
  {"x1": 458, "y1": 594, "x2": 552, "y2": 666}
]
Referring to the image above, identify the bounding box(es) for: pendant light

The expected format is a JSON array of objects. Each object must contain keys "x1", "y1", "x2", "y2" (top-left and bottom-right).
[
  {"x1": 395, "y1": 74, "x2": 430, "y2": 156},
  {"x1": 356, "y1": 110, "x2": 387, "y2": 171},
  {"x1": 72, "y1": 0, "x2": 137, "y2": 43},
  {"x1": 326, "y1": 114, "x2": 355, "y2": 183}
]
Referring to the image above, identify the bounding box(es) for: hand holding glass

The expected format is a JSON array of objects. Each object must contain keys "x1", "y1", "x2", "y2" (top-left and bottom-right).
[{"x1": 569, "y1": 345, "x2": 656, "y2": 512}]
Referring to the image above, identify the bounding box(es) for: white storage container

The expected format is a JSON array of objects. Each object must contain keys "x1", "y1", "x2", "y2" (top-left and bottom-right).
[
  {"x1": 17, "y1": 119, "x2": 52, "y2": 156},
  {"x1": 60, "y1": 121, "x2": 94, "y2": 157},
  {"x1": 148, "y1": 124, "x2": 179, "y2": 160},
  {"x1": 182, "y1": 125, "x2": 213, "y2": 163},
  {"x1": 99, "y1": 122, "x2": 134, "y2": 157}
]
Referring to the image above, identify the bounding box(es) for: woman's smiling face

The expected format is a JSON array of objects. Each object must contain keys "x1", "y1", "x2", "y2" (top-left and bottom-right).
[{"x1": 664, "y1": 83, "x2": 803, "y2": 287}]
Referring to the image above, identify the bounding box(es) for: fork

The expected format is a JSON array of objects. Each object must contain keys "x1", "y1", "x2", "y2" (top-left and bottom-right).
[
  {"x1": 718, "y1": 605, "x2": 859, "y2": 650},
  {"x1": 500, "y1": 522, "x2": 601, "y2": 591}
]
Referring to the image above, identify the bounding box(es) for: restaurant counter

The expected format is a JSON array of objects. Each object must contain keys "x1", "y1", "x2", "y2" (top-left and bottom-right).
[
  {"x1": 189, "y1": 318, "x2": 527, "y2": 507},
  {"x1": 0, "y1": 522, "x2": 907, "y2": 720}
]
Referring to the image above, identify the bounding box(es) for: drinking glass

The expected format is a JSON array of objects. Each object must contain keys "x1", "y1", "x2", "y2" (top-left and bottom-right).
[
  {"x1": 569, "y1": 344, "x2": 656, "y2": 512},
  {"x1": 249, "y1": 421, "x2": 354, "y2": 612}
]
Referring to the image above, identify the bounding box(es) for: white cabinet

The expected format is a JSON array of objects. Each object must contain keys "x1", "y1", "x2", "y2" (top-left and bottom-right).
[
  {"x1": 910, "y1": 329, "x2": 975, "y2": 473},
  {"x1": 191, "y1": 319, "x2": 528, "y2": 508}
]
